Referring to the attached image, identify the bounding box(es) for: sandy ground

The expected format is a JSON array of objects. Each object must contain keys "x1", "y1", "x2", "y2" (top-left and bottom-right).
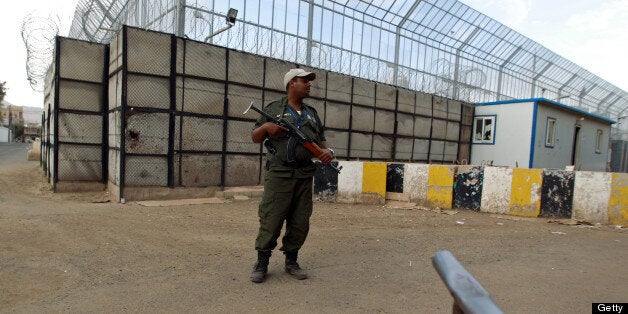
[{"x1": 1, "y1": 142, "x2": 626, "y2": 313}]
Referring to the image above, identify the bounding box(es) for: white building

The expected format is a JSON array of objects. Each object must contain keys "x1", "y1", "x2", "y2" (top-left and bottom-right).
[
  {"x1": 471, "y1": 98, "x2": 614, "y2": 171},
  {"x1": 0, "y1": 126, "x2": 10, "y2": 142}
]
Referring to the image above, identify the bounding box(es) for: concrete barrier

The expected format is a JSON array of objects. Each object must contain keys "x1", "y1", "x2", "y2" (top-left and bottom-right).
[
  {"x1": 403, "y1": 163, "x2": 430, "y2": 205},
  {"x1": 454, "y1": 165, "x2": 483, "y2": 211},
  {"x1": 509, "y1": 168, "x2": 543, "y2": 217},
  {"x1": 480, "y1": 166, "x2": 512, "y2": 214},
  {"x1": 540, "y1": 170, "x2": 575, "y2": 219},
  {"x1": 426, "y1": 165, "x2": 456, "y2": 209},
  {"x1": 315, "y1": 161, "x2": 627, "y2": 227},
  {"x1": 573, "y1": 171, "x2": 611, "y2": 224},
  {"x1": 318, "y1": 161, "x2": 386, "y2": 204},
  {"x1": 609, "y1": 173, "x2": 628, "y2": 226}
]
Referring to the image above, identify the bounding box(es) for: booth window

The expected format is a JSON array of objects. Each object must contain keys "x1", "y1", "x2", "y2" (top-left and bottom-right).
[
  {"x1": 595, "y1": 129, "x2": 603, "y2": 153},
  {"x1": 545, "y1": 117, "x2": 556, "y2": 147},
  {"x1": 473, "y1": 116, "x2": 495, "y2": 144}
]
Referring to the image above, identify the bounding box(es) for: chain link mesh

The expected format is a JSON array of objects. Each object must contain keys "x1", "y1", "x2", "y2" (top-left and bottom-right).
[
  {"x1": 126, "y1": 28, "x2": 171, "y2": 76},
  {"x1": 125, "y1": 111, "x2": 169, "y2": 155},
  {"x1": 226, "y1": 120, "x2": 259, "y2": 153},
  {"x1": 58, "y1": 112, "x2": 103, "y2": 144},
  {"x1": 125, "y1": 155, "x2": 168, "y2": 186},
  {"x1": 57, "y1": 144, "x2": 102, "y2": 181},
  {"x1": 177, "y1": 78, "x2": 224, "y2": 115},
  {"x1": 176, "y1": 116, "x2": 223, "y2": 152},
  {"x1": 58, "y1": 80, "x2": 103, "y2": 112},
  {"x1": 127, "y1": 75, "x2": 170, "y2": 109},
  {"x1": 175, "y1": 154, "x2": 222, "y2": 187},
  {"x1": 43, "y1": 25, "x2": 476, "y2": 193},
  {"x1": 39, "y1": 38, "x2": 108, "y2": 186}
]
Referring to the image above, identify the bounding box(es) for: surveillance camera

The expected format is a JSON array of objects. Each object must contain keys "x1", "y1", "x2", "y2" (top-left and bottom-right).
[{"x1": 227, "y1": 8, "x2": 238, "y2": 24}]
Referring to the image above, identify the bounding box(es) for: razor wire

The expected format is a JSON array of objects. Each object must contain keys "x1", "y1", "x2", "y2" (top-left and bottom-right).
[
  {"x1": 70, "y1": 0, "x2": 173, "y2": 43},
  {"x1": 21, "y1": 13, "x2": 61, "y2": 92},
  {"x1": 62, "y1": 0, "x2": 627, "y2": 123}
]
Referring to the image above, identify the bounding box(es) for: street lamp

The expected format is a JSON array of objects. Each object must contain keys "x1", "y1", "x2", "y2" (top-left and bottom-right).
[{"x1": 195, "y1": 8, "x2": 238, "y2": 43}]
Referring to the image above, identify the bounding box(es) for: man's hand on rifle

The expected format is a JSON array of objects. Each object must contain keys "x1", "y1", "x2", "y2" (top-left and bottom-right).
[
  {"x1": 262, "y1": 122, "x2": 289, "y2": 137},
  {"x1": 252, "y1": 122, "x2": 288, "y2": 143},
  {"x1": 318, "y1": 148, "x2": 334, "y2": 164}
]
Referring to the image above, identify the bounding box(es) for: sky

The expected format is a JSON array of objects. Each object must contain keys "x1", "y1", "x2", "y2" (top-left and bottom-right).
[
  {"x1": 0, "y1": 0, "x2": 78, "y2": 108},
  {"x1": 1, "y1": 0, "x2": 627, "y2": 109},
  {"x1": 460, "y1": 0, "x2": 628, "y2": 90}
]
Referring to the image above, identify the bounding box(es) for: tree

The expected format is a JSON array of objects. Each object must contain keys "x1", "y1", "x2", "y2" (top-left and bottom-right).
[
  {"x1": 0, "y1": 81, "x2": 6, "y2": 103},
  {"x1": 14, "y1": 123, "x2": 24, "y2": 139}
]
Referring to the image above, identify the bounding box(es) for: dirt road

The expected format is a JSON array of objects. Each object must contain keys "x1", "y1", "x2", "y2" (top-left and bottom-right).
[{"x1": 1, "y1": 142, "x2": 626, "y2": 313}]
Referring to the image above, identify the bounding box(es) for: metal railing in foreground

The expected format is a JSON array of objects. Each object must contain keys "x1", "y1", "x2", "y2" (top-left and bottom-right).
[{"x1": 432, "y1": 250, "x2": 504, "y2": 314}]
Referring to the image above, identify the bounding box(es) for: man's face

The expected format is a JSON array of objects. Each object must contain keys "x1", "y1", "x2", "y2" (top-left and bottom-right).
[{"x1": 290, "y1": 77, "x2": 311, "y2": 96}]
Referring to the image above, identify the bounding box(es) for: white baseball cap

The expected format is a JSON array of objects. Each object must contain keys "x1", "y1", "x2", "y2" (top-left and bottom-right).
[{"x1": 283, "y1": 68, "x2": 316, "y2": 90}]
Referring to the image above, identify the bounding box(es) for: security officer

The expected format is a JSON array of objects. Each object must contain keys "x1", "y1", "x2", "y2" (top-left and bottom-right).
[{"x1": 249, "y1": 68, "x2": 334, "y2": 283}]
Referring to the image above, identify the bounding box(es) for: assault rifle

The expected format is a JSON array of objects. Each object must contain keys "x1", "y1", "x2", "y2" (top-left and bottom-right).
[{"x1": 243, "y1": 101, "x2": 342, "y2": 174}]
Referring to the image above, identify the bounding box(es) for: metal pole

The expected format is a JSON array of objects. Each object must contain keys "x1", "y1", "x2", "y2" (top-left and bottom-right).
[
  {"x1": 497, "y1": 46, "x2": 522, "y2": 100},
  {"x1": 393, "y1": 0, "x2": 421, "y2": 86},
  {"x1": 453, "y1": 27, "x2": 479, "y2": 100},
  {"x1": 175, "y1": 0, "x2": 186, "y2": 37},
  {"x1": 306, "y1": 0, "x2": 314, "y2": 67},
  {"x1": 530, "y1": 61, "x2": 553, "y2": 98}
]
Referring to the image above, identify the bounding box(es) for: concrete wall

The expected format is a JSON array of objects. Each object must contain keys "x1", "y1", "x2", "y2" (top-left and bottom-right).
[
  {"x1": 44, "y1": 26, "x2": 474, "y2": 201},
  {"x1": 121, "y1": 26, "x2": 473, "y2": 196},
  {"x1": 42, "y1": 37, "x2": 107, "y2": 191},
  {"x1": 314, "y1": 162, "x2": 628, "y2": 227}
]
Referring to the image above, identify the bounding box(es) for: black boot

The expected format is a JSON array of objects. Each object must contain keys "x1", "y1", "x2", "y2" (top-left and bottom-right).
[
  {"x1": 284, "y1": 251, "x2": 308, "y2": 280},
  {"x1": 250, "y1": 250, "x2": 271, "y2": 283}
]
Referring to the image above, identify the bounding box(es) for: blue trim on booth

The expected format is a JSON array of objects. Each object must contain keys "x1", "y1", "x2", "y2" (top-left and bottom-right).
[
  {"x1": 476, "y1": 97, "x2": 616, "y2": 124},
  {"x1": 529, "y1": 101, "x2": 538, "y2": 168}
]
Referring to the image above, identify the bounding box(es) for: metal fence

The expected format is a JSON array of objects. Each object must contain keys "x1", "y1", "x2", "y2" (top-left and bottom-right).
[
  {"x1": 610, "y1": 140, "x2": 628, "y2": 172},
  {"x1": 113, "y1": 25, "x2": 473, "y2": 195},
  {"x1": 68, "y1": 0, "x2": 627, "y2": 140},
  {"x1": 44, "y1": 26, "x2": 474, "y2": 200},
  {"x1": 42, "y1": 37, "x2": 108, "y2": 191}
]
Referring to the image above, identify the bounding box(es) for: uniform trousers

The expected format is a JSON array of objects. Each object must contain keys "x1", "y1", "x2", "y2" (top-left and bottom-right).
[{"x1": 255, "y1": 175, "x2": 313, "y2": 253}]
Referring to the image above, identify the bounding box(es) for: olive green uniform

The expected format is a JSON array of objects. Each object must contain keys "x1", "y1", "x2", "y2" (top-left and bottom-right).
[{"x1": 254, "y1": 96, "x2": 326, "y2": 253}]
